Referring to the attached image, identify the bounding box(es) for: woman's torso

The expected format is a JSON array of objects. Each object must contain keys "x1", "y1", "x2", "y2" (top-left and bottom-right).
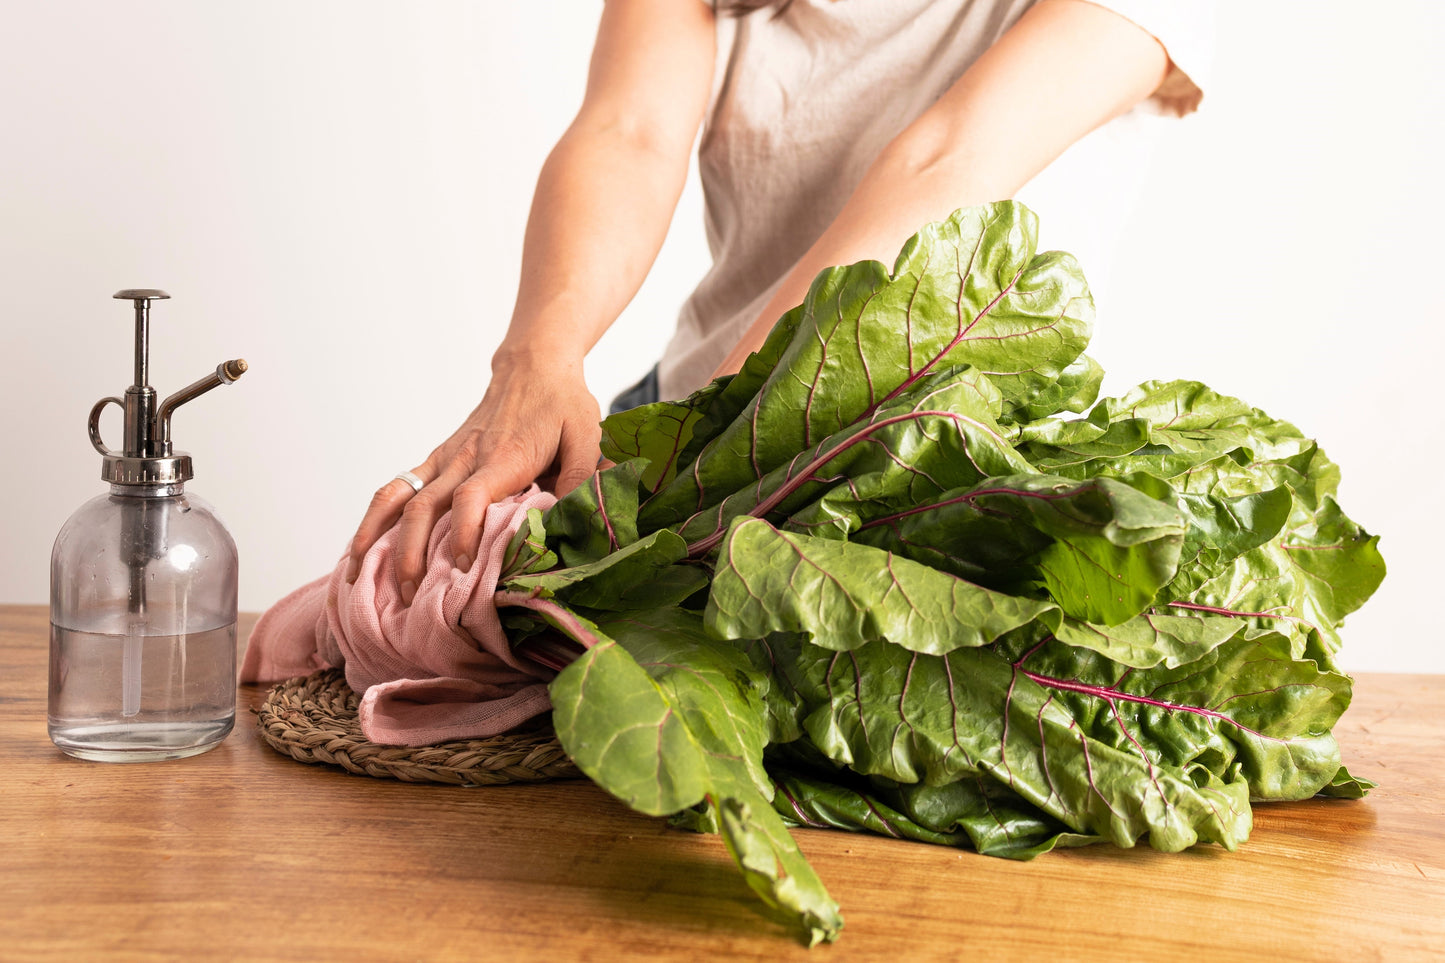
[{"x1": 657, "y1": 0, "x2": 1191, "y2": 401}]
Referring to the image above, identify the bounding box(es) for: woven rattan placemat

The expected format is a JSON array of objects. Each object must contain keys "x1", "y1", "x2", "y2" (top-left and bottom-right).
[{"x1": 256, "y1": 668, "x2": 579, "y2": 786}]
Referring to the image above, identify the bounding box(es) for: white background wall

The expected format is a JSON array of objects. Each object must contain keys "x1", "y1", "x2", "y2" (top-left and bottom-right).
[{"x1": 4, "y1": 2, "x2": 1441, "y2": 672}]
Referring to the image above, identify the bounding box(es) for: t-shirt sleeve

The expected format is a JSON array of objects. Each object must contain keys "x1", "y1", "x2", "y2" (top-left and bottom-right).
[{"x1": 1077, "y1": 0, "x2": 1213, "y2": 117}]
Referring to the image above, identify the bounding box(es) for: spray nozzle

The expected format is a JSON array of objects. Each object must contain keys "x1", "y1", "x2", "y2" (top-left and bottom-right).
[{"x1": 87, "y1": 290, "x2": 248, "y2": 488}]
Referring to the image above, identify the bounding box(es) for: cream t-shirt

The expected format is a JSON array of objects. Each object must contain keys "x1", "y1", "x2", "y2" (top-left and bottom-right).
[{"x1": 655, "y1": 0, "x2": 1210, "y2": 401}]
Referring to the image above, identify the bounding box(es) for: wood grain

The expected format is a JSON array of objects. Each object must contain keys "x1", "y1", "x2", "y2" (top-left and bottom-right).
[{"x1": 1, "y1": 604, "x2": 1441, "y2": 961}]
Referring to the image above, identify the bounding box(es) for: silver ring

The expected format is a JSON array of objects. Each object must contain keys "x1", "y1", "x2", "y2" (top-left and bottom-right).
[{"x1": 393, "y1": 470, "x2": 425, "y2": 494}]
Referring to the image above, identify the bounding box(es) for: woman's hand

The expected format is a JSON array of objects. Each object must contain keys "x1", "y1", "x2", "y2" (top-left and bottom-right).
[{"x1": 345, "y1": 348, "x2": 601, "y2": 603}]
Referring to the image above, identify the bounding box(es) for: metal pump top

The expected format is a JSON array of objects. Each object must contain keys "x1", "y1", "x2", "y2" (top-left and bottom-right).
[{"x1": 88, "y1": 290, "x2": 247, "y2": 489}]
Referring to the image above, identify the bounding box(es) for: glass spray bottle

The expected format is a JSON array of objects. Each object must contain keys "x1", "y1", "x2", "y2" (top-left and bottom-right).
[{"x1": 49, "y1": 290, "x2": 247, "y2": 761}]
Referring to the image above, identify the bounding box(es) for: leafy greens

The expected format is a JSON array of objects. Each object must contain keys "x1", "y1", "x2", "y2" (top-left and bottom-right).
[{"x1": 498, "y1": 202, "x2": 1384, "y2": 945}]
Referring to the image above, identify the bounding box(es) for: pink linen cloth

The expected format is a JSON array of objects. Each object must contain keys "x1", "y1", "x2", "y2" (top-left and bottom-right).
[{"x1": 240, "y1": 486, "x2": 568, "y2": 746}]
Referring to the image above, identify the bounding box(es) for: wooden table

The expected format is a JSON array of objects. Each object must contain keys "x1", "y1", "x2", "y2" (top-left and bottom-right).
[{"x1": 2, "y1": 605, "x2": 1442, "y2": 961}]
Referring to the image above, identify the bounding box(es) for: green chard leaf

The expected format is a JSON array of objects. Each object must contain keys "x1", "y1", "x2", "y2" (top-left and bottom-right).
[
  {"x1": 1095, "y1": 380, "x2": 1318, "y2": 463},
  {"x1": 836, "y1": 473, "x2": 1187, "y2": 625},
  {"x1": 1019, "y1": 380, "x2": 1326, "y2": 485},
  {"x1": 1051, "y1": 611, "x2": 1244, "y2": 670},
  {"x1": 670, "y1": 367, "x2": 1033, "y2": 555},
  {"x1": 1003, "y1": 630, "x2": 1353, "y2": 801},
  {"x1": 550, "y1": 611, "x2": 843, "y2": 944},
  {"x1": 499, "y1": 507, "x2": 557, "y2": 580},
  {"x1": 670, "y1": 303, "x2": 807, "y2": 474},
  {"x1": 1004, "y1": 378, "x2": 1383, "y2": 651},
  {"x1": 598, "y1": 379, "x2": 730, "y2": 493},
  {"x1": 1158, "y1": 482, "x2": 1294, "y2": 603},
  {"x1": 1318, "y1": 764, "x2": 1376, "y2": 799},
  {"x1": 768, "y1": 623, "x2": 1354, "y2": 848},
  {"x1": 1171, "y1": 494, "x2": 1385, "y2": 654},
  {"x1": 502, "y1": 528, "x2": 706, "y2": 613},
  {"x1": 761, "y1": 632, "x2": 1254, "y2": 851},
  {"x1": 1000, "y1": 352, "x2": 1105, "y2": 425},
  {"x1": 640, "y1": 202, "x2": 1093, "y2": 534},
  {"x1": 543, "y1": 458, "x2": 646, "y2": 566},
  {"x1": 549, "y1": 636, "x2": 707, "y2": 817},
  {"x1": 706, "y1": 517, "x2": 1055, "y2": 654},
  {"x1": 1013, "y1": 415, "x2": 1154, "y2": 472},
  {"x1": 770, "y1": 767, "x2": 973, "y2": 847},
  {"x1": 770, "y1": 766, "x2": 1101, "y2": 859}
]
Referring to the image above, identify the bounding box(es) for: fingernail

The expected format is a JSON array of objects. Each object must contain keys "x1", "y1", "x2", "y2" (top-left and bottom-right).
[
  {"x1": 400, "y1": 580, "x2": 416, "y2": 605},
  {"x1": 456, "y1": 552, "x2": 472, "y2": 573},
  {"x1": 344, "y1": 558, "x2": 359, "y2": 583}
]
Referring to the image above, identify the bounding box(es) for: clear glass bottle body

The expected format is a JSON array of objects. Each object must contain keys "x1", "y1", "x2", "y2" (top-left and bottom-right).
[{"x1": 49, "y1": 483, "x2": 238, "y2": 762}]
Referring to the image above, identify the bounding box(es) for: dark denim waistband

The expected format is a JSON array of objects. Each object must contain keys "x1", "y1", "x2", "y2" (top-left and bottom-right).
[{"x1": 607, "y1": 364, "x2": 660, "y2": 415}]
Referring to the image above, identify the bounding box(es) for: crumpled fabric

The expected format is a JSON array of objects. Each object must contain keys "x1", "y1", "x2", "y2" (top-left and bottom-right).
[{"x1": 239, "y1": 486, "x2": 564, "y2": 746}]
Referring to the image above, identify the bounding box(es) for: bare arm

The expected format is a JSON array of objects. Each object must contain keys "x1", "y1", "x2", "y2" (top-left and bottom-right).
[
  {"x1": 710, "y1": 0, "x2": 1170, "y2": 379},
  {"x1": 348, "y1": 0, "x2": 715, "y2": 599}
]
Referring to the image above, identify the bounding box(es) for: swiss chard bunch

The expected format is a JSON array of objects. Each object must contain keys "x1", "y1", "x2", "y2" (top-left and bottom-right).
[{"x1": 495, "y1": 202, "x2": 1384, "y2": 945}]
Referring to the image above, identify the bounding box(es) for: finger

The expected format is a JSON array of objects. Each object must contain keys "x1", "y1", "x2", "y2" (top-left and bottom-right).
[
  {"x1": 393, "y1": 460, "x2": 469, "y2": 601},
  {"x1": 552, "y1": 420, "x2": 603, "y2": 497},
  {"x1": 449, "y1": 442, "x2": 546, "y2": 571},
  {"x1": 346, "y1": 464, "x2": 434, "y2": 582},
  {"x1": 533, "y1": 463, "x2": 560, "y2": 494}
]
